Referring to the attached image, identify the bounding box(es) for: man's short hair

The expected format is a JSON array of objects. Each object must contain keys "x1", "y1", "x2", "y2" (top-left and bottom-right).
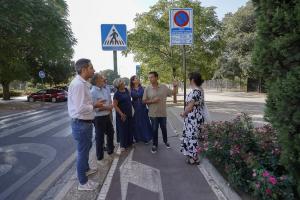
[
  {"x1": 149, "y1": 71, "x2": 158, "y2": 78},
  {"x1": 75, "y1": 58, "x2": 91, "y2": 74}
]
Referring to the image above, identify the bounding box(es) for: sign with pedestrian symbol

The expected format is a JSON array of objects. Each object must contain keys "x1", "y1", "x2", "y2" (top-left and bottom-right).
[
  {"x1": 169, "y1": 8, "x2": 193, "y2": 46},
  {"x1": 101, "y1": 24, "x2": 127, "y2": 51}
]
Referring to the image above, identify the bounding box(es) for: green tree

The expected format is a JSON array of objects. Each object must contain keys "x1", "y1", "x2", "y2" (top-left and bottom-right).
[
  {"x1": 215, "y1": 2, "x2": 256, "y2": 86},
  {"x1": 124, "y1": 0, "x2": 221, "y2": 83},
  {"x1": 0, "y1": 0, "x2": 76, "y2": 100},
  {"x1": 101, "y1": 69, "x2": 120, "y2": 85},
  {"x1": 253, "y1": 0, "x2": 300, "y2": 197}
]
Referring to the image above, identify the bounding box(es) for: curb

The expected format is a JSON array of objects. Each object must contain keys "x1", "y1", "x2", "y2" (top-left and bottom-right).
[{"x1": 168, "y1": 107, "x2": 242, "y2": 200}]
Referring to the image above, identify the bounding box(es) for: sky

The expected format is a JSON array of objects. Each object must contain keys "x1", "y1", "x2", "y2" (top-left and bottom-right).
[{"x1": 65, "y1": 0, "x2": 248, "y2": 78}]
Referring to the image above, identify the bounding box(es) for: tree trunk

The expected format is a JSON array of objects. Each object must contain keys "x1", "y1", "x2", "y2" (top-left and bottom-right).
[
  {"x1": 1, "y1": 81, "x2": 10, "y2": 100},
  {"x1": 172, "y1": 67, "x2": 177, "y2": 103}
]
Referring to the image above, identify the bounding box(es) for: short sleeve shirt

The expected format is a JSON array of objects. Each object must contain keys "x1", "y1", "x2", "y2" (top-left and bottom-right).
[{"x1": 142, "y1": 84, "x2": 173, "y2": 117}]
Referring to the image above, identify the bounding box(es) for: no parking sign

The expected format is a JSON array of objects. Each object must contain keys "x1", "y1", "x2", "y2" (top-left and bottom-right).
[{"x1": 169, "y1": 8, "x2": 193, "y2": 46}]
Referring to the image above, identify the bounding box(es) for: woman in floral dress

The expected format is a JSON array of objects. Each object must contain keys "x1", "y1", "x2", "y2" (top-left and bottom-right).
[{"x1": 180, "y1": 72, "x2": 205, "y2": 165}]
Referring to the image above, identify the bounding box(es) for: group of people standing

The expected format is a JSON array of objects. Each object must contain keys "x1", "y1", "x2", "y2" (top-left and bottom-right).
[{"x1": 68, "y1": 58, "x2": 207, "y2": 191}]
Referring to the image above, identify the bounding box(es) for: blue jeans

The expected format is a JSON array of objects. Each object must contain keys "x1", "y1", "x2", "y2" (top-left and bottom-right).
[
  {"x1": 71, "y1": 120, "x2": 93, "y2": 184},
  {"x1": 150, "y1": 117, "x2": 168, "y2": 146}
]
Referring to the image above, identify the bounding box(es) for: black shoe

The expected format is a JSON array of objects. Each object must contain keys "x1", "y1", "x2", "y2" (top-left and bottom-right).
[
  {"x1": 151, "y1": 146, "x2": 157, "y2": 154},
  {"x1": 165, "y1": 142, "x2": 170, "y2": 149}
]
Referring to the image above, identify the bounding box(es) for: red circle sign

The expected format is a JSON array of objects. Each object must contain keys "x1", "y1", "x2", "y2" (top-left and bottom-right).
[{"x1": 174, "y1": 10, "x2": 189, "y2": 27}]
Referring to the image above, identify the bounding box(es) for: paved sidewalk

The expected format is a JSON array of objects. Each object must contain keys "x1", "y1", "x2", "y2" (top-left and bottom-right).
[{"x1": 46, "y1": 90, "x2": 266, "y2": 200}]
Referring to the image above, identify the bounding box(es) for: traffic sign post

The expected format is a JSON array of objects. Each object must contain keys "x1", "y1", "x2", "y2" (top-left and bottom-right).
[
  {"x1": 38, "y1": 70, "x2": 45, "y2": 88},
  {"x1": 136, "y1": 65, "x2": 141, "y2": 77},
  {"x1": 169, "y1": 8, "x2": 193, "y2": 46},
  {"x1": 38, "y1": 70, "x2": 46, "y2": 101},
  {"x1": 101, "y1": 24, "x2": 127, "y2": 74},
  {"x1": 169, "y1": 8, "x2": 193, "y2": 108}
]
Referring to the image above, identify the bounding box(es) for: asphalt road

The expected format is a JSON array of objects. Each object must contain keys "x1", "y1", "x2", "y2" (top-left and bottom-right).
[{"x1": 0, "y1": 102, "x2": 75, "y2": 200}]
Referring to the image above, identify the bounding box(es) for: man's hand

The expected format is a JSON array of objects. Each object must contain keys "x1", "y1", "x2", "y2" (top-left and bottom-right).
[
  {"x1": 106, "y1": 104, "x2": 114, "y2": 111},
  {"x1": 94, "y1": 99, "x2": 106, "y2": 108},
  {"x1": 152, "y1": 97, "x2": 160, "y2": 103}
]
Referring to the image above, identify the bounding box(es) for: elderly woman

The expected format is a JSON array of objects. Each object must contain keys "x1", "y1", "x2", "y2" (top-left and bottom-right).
[{"x1": 113, "y1": 78, "x2": 134, "y2": 152}]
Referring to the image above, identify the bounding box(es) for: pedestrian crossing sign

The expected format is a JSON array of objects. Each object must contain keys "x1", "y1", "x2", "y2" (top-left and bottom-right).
[{"x1": 101, "y1": 24, "x2": 127, "y2": 51}]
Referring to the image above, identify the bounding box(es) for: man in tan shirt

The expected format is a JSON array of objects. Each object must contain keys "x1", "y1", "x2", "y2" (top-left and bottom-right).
[{"x1": 143, "y1": 71, "x2": 177, "y2": 153}]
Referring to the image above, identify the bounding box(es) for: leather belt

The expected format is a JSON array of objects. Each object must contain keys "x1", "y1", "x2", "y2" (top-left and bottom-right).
[{"x1": 72, "y1": 118, "x2": 93, "y2": 123}]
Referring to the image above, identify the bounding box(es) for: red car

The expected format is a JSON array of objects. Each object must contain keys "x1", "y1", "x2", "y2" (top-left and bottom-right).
[{"x1": 27, "y1": 89, "x2": 68, "y2": 103}]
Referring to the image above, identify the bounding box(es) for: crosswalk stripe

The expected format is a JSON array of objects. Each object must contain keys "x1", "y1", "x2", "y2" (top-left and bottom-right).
[
  {"x1": 0, "y1": 110, "x2": 59, "y2": 129},
  {"x1": 0, "y1": 110, "x2": 43, "y2": 125},
  {"x1": 0, "y1": 111, "x2": 68, "y2": 138},
  {"x1": 52, "y1": 126, "x2": 72, "y2": 137},
  {"x1": 0, "y1": 110, "x2": 34, "y2": 120},
  {"x1": 20, "y1": 117, "x2": 70, "y2": 138}
]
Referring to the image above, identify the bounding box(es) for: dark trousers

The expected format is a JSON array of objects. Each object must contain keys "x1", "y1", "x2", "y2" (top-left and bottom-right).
[
  {"x1": 150, "y1": 117, "x2": 168, "y2": 147},
  {"x1": 94, "y1": 115, "x2": 114, "y2": 160}
]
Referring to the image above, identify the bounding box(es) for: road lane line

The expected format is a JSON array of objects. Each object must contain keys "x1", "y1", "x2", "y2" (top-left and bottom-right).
[
  {"x1": 97, "y1": 147, "x2": 121, "y2": 200},
  {"x1": 0, "y1": 111, "x2": 67, "y2": 138},
  {"x1": 26, "y1": 151, "x2": 76, "y2": 200},
  {"x1": 20, "y1": 117, "x2": 70, "y2": 138},
  {"x1": 52, "y1": 126, "x2": 72, "y2": 138},
  {"x1": 0, "y1": 111, "x2": 54, "y2": 129},
  {"x1": 0, "y1": 110, "x2": 34, "y2": 120},
  {"x1": 0, "y1": 143, "x2": 56, "y2": 200}
]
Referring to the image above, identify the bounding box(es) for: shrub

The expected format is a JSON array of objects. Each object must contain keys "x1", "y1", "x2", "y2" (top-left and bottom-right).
[
  {"x1": 201, "y1": 114, "x2": 295, "y2": 199},
  {"x1": 264, "y1": 67, "x2": 300, "y2": 196}
]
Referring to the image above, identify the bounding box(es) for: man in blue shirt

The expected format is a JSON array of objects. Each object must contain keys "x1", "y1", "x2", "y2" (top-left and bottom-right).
[{"x1": 90, "y1": 73, "x2": 115, "y2": 165}]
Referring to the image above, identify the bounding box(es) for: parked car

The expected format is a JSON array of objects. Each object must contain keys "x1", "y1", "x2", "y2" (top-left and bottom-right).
[
  {"x1": 53, "y1": 85, "x2": 68, "y2": 91},
  {"x1": 27, "y1": 89, "x2": 68, "y2": 103}
]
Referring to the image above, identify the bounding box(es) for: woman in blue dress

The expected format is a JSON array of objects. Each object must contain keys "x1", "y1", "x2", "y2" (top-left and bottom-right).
[
  {"x1": 130, "y1": 75, "x2": 152, "y2": 144},
  {"x1": 113, "y1": 78, "x2": 134, "y2": 152}
]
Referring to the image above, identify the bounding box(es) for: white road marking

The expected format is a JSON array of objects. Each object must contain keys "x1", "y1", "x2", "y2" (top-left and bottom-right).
[
  {"x1": 0, "y1": 111, "x2": 67, "y2": 138},
  {"x1": 97, "y1": 147, "x2": 121, "y2": 200},
  {"x1": 52, "y1": 126, "x2": 72, "y2": 138},
  {"x1": 20, "y1": 117, "x2": 70, "y2": 137},
  {"x1": 0, "y1": 110, "x2": 35, "y2": 120},
  {"x1": 0, "y1": 111, "x2": 53, "y2": 129},
  {"x1": 26, "y1": 151, "x2": 76, "y2": 200},
  {"x1": 0, "y1": 164, "x2": 12, "y2": 177},
  {"x1": 120, "y1": 149, "x2": 164, "y2": 200},
  {"x1": 0, "y1": 143, "x2": 56, "y2": 200}
]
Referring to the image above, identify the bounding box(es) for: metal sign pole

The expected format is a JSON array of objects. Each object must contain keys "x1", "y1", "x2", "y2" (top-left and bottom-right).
[
  {"x1": 113, "y1": 50, "x2": 118, "y2": 74},
  {"x1": 183, "y1": 45, "x2": 187, "y2": 109}
]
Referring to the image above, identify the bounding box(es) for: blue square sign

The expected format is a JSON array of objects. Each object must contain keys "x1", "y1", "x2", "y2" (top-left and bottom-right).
[
  {"x1": 170, "y1": 8, "x2": 193, "y2": 46},
  {"x1": 101, "y1": 24, "x2": 127, "y2": 51}
]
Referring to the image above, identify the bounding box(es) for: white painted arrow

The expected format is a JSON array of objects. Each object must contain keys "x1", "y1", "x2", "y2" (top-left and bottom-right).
[
  {"x1": 119, "y1": 149, "x2": 164, "y2": 200},
  {"x1": 0, "y1": 143, "x2": 56, "y2": 200}
]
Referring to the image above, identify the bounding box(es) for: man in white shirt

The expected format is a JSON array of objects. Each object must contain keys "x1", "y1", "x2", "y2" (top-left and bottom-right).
[{"x1": 68, "y1": 58, "x2": 105, "y2": 191}]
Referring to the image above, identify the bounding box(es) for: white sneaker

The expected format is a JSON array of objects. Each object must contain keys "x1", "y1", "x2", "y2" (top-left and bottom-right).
[
  {"x1": 97, "y1": 159, "x2": 108, "y2": 166},
  {"x1": 78, "y1": 180, "x2": 98, "y2": 191},
  {"x1": 86, "y1": 168, "x2": 97, "y2": 176}
]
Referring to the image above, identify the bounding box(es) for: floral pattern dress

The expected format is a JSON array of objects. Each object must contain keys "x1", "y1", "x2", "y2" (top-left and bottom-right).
[{"x1": 180, "y1": 88, "x2": 205, "y2": 158}]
